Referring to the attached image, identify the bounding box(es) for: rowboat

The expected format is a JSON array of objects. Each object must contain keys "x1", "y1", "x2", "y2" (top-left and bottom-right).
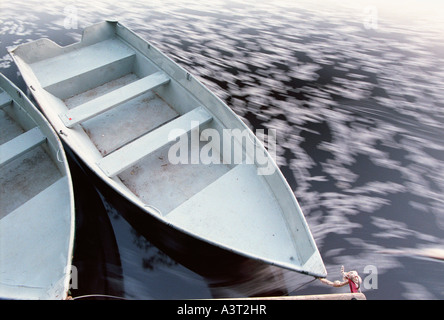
[
  {"x1": 10, "y1": 21, "x2": 326, "y2": 278},
  {"x1": 0, "y1": 73, "x2": 75, "y2": 299}
]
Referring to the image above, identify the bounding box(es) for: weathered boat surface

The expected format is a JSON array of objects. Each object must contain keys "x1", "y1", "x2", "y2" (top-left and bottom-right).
[
  {"x1": 10, "y1": 21, "x2": 326, "y2": 278},
  {"x1": 0, "y1": 73, "x2": 75, "y2": 299}
]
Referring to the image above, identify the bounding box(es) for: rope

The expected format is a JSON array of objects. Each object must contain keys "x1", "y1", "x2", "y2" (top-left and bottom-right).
[{"x1": 317, "y1": 266, "x2": 362, "y2": 293}]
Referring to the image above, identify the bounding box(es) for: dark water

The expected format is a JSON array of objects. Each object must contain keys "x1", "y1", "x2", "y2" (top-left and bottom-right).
[{"x1": 1, "y1": 0, "x2": 443, "y2": 300}]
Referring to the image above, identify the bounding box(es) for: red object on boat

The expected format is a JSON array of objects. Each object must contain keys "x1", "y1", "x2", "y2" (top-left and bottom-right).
[{"x1": 348, "y1": 278, "x2": 359, "y2": 293}]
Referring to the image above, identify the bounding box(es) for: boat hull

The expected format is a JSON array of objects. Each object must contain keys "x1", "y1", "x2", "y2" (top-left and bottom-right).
[
  {"x1": 10, "y1": 21, "x2": 326, "y2": 278},
  {"x1": 0, "y1": 74, "x2": 75, "y2": 300}
]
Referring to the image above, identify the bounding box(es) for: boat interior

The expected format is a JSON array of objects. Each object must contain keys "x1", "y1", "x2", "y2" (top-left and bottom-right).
[
  {"x1": 0, "y1": 87, "x2": 68, "y2": 218},
  {"x1": 30, "y1": 36, "x2": 240, "y2": 216},
  {"x1": 10, "y1": 22, "x2": 324, "y2": 274}
]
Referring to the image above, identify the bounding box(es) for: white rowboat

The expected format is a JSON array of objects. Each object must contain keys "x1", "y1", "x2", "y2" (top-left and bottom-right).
[
  {"x1": 10, "y1": 21, "x2": 326, "y2": 278},
  {"x1": 0, "y1": 73, "x2": 75, "y2": 299}
]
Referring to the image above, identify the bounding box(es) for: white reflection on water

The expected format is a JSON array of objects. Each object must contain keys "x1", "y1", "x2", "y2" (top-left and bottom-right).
[{"x1": 1, "y1": 0, "x2": 443, "y2": 299}]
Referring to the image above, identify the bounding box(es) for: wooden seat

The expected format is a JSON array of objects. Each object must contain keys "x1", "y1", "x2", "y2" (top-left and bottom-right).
[
  {"x1": 97, "y1": 106, "x2": 213, "y2": 177},
  {"x1": 59, "y1": 71, "x2": 170, "y2": 128},
  {"x1": 0, "y1": 127, "x2": 46, "y2": 167}
]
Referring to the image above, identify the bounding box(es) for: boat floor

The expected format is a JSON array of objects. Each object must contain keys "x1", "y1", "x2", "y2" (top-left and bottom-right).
[
  {"x1": 0, "y1": 108, "x2": 62, "y2": 217},
  {"x1": 165, "y1": 164, "x2": 299, "y2": 264},
  {"x1": 118, "y1": 141, "x2": 233, "y2": 215},
  {"x1": 0, "y1": 177, "x2": 71, "y2": 296}
]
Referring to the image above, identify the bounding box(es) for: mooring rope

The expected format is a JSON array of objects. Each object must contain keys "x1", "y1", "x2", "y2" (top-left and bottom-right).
[{"x1": 317, "y1": 265, "x2": 362, "y2": 293}]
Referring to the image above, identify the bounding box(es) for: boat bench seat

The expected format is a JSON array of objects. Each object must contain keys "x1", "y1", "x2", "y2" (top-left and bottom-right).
[
  {"x1": 0, "y1": 127, "x2": 46, "y2": 168},
  {"x1": 31, "y1": 39, "x2": 136, "y2": 98},
  {"x1": 0, "y1": 92, "x2": 12, "y2": 108},
  {"x1": 59, "y1": 71, "x2": 170, "y2": 128},
  {"x1": 97, "y1": 106, "x2": 213, "y2": 177}
]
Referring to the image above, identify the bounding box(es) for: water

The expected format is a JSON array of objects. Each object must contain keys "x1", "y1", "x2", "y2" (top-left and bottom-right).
[{"x1": 1, "y1": 0, "x2": 444, "y2": 300}]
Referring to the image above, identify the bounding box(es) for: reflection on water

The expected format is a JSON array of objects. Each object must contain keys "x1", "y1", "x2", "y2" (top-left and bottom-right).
[{"x1": 1, "y1": 0, "x2": 443, "y2": 299}]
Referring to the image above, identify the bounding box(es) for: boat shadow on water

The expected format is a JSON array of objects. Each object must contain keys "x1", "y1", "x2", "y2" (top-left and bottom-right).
[{"x1": 66, "y1": 144, "x2": 124, "y2": 300}]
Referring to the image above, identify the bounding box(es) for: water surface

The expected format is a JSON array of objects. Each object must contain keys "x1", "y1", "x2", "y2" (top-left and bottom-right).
[{"x1": 1, "y1": 0, "x2": 443, "y2": 299}]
